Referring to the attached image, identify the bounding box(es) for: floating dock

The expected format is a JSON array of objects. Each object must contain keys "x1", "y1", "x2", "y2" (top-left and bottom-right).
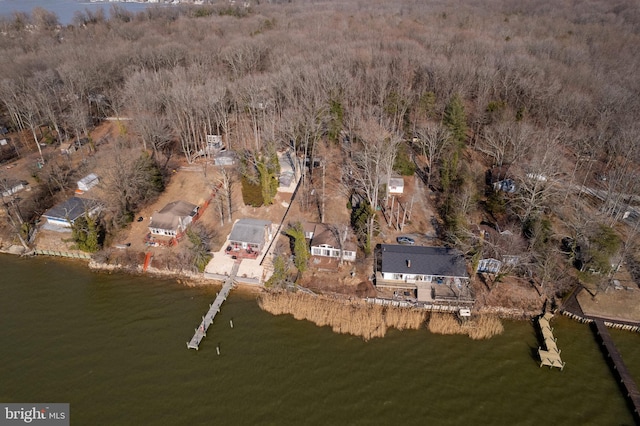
[
  {"x1": 187, "y1": 263, "x2": 238, "y2": 350},
  {"x1": 537, "y1": 312, "x2": 565, "y2": 370},
  {"x1": 593, "y1": 319, "x2": 640, "y2": 421}
]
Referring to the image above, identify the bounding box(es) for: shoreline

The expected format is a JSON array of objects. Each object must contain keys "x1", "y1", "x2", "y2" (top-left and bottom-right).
[{"x1": 4, "y1": 248, "x2": 640, "y2": 332}]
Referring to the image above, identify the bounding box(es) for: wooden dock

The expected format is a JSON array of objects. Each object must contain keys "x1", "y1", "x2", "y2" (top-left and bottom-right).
[
  {"x1": 537, "y1": 312, "x2": 565, "y2": 370},
  {"x1": 593, "y1": 319, "x2": 640, "y2": 421},
  {"x1": 187, "y1": 263, "x2": 238, "y2": 350}
]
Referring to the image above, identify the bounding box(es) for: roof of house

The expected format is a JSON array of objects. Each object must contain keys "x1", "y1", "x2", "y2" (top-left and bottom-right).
[
  {"x1": 310, "y1": 223, "x2": 357, "y2": 252},
  {"x1": 380, "y1": 244, "x2": 468, "y2": 278},
  {"x1": 229, "y1": 218, "x2": 271, "y2": 245},
  {"x1": 78, "y1": 173, "x2": 99, "y2": 186},
  {"x1": 43, "y1": 197, "x2": 99, "y2": 221},
  {"x1": 389, "y1": 177, "x2": 404, "y2": 187},
  {"x1": 149, "y1": 200, "x2": 198, "y2": 231}
]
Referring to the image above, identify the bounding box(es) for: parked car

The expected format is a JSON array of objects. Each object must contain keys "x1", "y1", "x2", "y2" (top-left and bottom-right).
[{"x1": 397, "y1": 236, "x2": 415, "y2": 245}]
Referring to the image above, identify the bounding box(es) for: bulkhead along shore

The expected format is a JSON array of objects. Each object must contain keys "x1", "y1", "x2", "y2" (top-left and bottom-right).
[{"x1": 1, "y1": 0, "x2": 640, "y2": 346}]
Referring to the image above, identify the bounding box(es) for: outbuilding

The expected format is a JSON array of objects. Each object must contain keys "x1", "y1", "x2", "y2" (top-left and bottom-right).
[{"x1": 77, "y1": 173, "x2": 99, "y2": 192}]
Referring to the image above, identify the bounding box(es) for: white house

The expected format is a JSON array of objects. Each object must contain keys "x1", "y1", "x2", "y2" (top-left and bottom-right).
[
  {"x1": 377, "y1": 244, "x2": 470, "y2": 301},
  {"x1": 306, "y1": 223, "x2": 357, "y2": 262},
  {"x1": 148, "y1": 200, "x2": 199, "y2": 237}
]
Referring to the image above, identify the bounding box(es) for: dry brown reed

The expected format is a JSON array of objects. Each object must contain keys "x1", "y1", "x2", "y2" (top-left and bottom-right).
[
  {"x1": 428, "y1": 313, "x2": 504, "y2": 340},
  {"x1": 257, "y1": 291, "x2": 428, "y2": 341}
]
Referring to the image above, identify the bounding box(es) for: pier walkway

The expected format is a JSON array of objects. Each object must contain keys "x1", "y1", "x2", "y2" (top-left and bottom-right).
[
  {"x1": 537, "y1": 313, "x2": 565, "y2": 370},
  {"x1": 187, "y1": 262, "x2": 239, "y2": 350},
  {"x1": 593, "y1": 320, "x2": 640, "y2": 421}
]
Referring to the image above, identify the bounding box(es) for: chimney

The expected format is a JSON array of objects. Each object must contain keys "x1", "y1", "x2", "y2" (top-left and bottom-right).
[{"x1": 407, "y1": 259, "x2": 411, "y2": 268}]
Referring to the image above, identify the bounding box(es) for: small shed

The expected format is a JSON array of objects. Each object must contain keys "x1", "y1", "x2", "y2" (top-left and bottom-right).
[
  {"x1": 60, "y1": 142, "x2": 76, "y2": 155},
  {"x1": 388, "y1": 177, "x2": 404, "y2": 195},
  {"x1": 77, "y1": 173, "x2": 99, "y2": 192},
  {"x1": 214, "y1": 150, "x2": 236, "y2": 166}
]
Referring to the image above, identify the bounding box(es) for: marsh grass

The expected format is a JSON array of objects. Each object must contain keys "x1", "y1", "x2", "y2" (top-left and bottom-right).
[
  {"x1": 258, "y1": 291, "x2": 428, "y2": 341},
  {"x1": 428, "y1": 312, "x2": 504, "y2": 339}
]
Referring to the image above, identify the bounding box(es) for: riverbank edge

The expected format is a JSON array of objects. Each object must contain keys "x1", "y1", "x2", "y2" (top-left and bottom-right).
[{"x1": 0, "y1": 247, "x2": 544, "y2": 320}]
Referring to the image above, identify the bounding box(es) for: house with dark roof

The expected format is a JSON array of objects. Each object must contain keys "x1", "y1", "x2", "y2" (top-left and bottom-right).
[
  {"x1": 228, "y1": 218, "x2": 272, "y2": 254},
  {"x1": 307, "y1": 223, "x2": 357, "y2": 262},
  {"x1": 42, "y1": 197, "x2": 101, "y2": 228},
  {"x1": 377, "y1": 244, "x2": 471, "y2": 302},
  {"x1": 148, "y1": 200, "x2": 199, "y2": 237}
]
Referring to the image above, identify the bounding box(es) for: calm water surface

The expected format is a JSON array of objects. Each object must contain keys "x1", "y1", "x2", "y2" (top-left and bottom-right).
[
  {"x1": 0, "y1": 254, "x2": 637, "y2": 425},
  {"x1": 0, "y1": 0, "x2": 160, "y2": 25}
]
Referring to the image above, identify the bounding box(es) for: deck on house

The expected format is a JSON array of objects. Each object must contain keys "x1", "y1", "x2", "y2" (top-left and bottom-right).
[
  {"x1": 187, "y1": 262, "x2": 239, "y2": 350},
  {"x1": 537, "y1": 312, "x2": 565, "y2": 370},
  {"x1": 593, "y1": 319, "x2": 640, "y2": 421}
]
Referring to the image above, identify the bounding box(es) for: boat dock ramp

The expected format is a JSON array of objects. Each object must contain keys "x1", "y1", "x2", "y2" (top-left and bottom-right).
[
  {"x1": 537, "y1": 312, "x2": 565, "y2": 370},
  {"x1": 187, "y1": 263, "x2": 238, "y2": 350}
]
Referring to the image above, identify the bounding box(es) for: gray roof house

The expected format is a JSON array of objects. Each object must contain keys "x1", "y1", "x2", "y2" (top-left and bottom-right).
[
  {"x1": 228, "y1": 219, "x2": 272, "y2": 253},
  {"x1": 377, "y1": 244, "x2": 472, "y2": 303},
  {"x1": 42, "y1": 197, "x2": 101, "y2": 228},
  {"x1": 149, "y1": 200, "x2": 198, "y2": 237}
]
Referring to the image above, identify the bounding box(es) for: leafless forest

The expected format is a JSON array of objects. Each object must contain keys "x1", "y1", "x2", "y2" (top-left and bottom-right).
[{"x1": 1, "y1": 0, "x2": 639, "y2": 296}]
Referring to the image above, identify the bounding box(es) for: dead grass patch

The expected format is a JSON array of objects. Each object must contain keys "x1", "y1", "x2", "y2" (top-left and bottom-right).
[
  {"x1": 428, "y1": 312, "x2": 504, "y2": 340},
  {"x1": 258, "y1": 291, "x2": 427, "y2": 341}
]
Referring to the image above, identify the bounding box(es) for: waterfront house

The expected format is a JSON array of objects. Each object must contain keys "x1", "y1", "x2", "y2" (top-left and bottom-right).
[
  {"x1": 42, "y1": 197, "x2": 101, "y2": 228},
  {"x1": 148, "y1": 200, "x2": 199, "y2": 237},
  {"x1": 376, "y1": 244, "x2": 471, "y2": 302},
  {"x1": 306, "y1": 223, "x2": 357, "y2": 262},
  {"x1": 228, "y1": 218, "x2": 272, "y2": 254}
]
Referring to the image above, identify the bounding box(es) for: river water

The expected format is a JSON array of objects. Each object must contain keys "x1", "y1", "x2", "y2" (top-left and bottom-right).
[
  {"x1": 0, "y1": 0, "x2": 159, "y2": 25},
  {"x1": 0, "y1": 254, "x2": 638, "y2": 425}
]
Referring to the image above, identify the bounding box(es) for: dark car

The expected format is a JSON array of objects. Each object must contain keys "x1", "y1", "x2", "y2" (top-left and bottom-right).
[{"x1": 396, "y1": 236, "x2": 415, "y2": 245}]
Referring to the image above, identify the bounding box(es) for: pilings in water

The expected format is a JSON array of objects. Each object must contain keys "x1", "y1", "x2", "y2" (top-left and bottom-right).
[
  {"x1": 186, "y1": 280, "x2": 234, "y2": 350},
  {"x1": 187, "y1": 262, "x2": 239, "y2": 351},
  {"x1": 592, "y1": 319, "x2": 640, "y2": 423},
  {"x1": 537, "y1": 312, "x2": 565, "y2": 370}
]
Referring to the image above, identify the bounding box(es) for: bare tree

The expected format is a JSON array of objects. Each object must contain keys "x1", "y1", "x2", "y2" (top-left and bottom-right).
[{"x1": 415, "y1": 122, "x2": 451, "y2": 186}]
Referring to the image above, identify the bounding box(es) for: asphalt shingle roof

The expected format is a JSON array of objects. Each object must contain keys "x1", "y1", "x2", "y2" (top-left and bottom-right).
[
  {"x1": 229, "y1": 219, "x2": 271, "y2": 245},
  {"x1": 149, "y1": 200, "x2": 197, "y2": 231},
  {"x1": 380, "y1": 244, "x2": 468, "y2": 278},
  {"x1": 43, "y1": 197, "x2": 99, "y2": 222}
]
